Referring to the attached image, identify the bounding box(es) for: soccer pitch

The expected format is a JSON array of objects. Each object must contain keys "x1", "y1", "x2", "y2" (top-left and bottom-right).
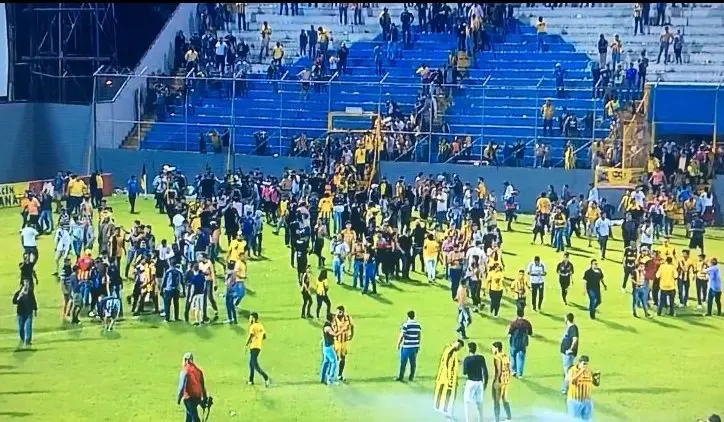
[{"x1": 0, "y1": 197, "x2": 722, "y2": 422}]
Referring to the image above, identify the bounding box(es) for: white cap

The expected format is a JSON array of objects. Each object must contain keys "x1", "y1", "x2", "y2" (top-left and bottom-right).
[{"x1": 183, "y1": 352, "x2": 194, "y2": 362}]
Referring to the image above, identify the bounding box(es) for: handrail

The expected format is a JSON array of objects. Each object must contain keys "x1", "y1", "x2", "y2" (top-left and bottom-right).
[
  {"x1": 393, "y1": 133, "x2": 429, "y2": 162},
  {"x1": 109, "y1": 66, "x2": 148, "y2": 103},
  {"x1": 185, "y1": 67, "x2": 195, "y2": 78},
  {"x1": 482, "y1": 74, "x2": 492, "y2": 87},
  {"x1": 329, "y1": 71, "x2": 340, "y2": 83},
  {"x1": 380, "y1": 72, "x2": 390, "y2": 83},
  {"x1": 536, "y1": 75, "x2": 545, "y2": 89},
  {"x1": 553, "y1": 138, "x2": 595, "y2": 168},
  {"x1": 280, "y1": 70, "x2": 290, "y2": 81}
]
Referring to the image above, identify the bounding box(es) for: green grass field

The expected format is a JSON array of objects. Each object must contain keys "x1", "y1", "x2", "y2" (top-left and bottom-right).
[{"x1": 0, "y1": 197, "x2": 722, "y2": 422}]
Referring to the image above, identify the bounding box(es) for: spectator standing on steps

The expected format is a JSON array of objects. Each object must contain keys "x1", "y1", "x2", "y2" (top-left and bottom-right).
[
  {"x1": 633, "y1": 3, "x2": 643, "y2": 36},
  {"x1": 401, "y1": 6, "x2": 414, "y2": 47},
  {"x1": 535, "y1": 16, "x2": 546, "y2": 52},
  {"x1": 259, "y1": 22, "x2": 272, "y2": 63},
  {"x1": 339, "y1": 3, "x2": 348, "y2": 25},
  {"x1": 656, "y1": 2, "x2": 667, "y2": 26},
  {"x1": 338, "y1": 42, "x2": 349, "y2": 74},
  {"x1": 541, "y1": 99, "x2": 555, "y2": 137},
  {"x1": 353, "y1": 3, "x2": 363, "y2": 25},
  {"x1": 673, "y1": 30, "x2": 684, "y2": 64},
  {"x1": 299, "y1": 29, "x2": 308, "y2": 57},
  {"x1": 611, "y1": 34, "x2": 622, "y2": 70},
  {"x1": 597, "y1": 34, "x2": 608, "y2": 67},
  {"x1": 307, "y1": 25, "x2": 317, "y2": 58},
  {"x1": 657, "y1": 26, "x2": 673, "y2": 64},
  {"x1": 379, "y1": 7, "x2": 392, "y2": 40},
  {"x1": 638, "y1": 51, "x2": 648, "y2": 91},
  {"x1": 641, "y1": 2, "x2": 651, "y2": 33}
]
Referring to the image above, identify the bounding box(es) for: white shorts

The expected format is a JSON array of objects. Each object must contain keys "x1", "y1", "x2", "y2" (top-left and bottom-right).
[
  {"x1": 191, "y1": 294, "x2": 204, "y2": 310},
  {"x1": 463, "y1": 380, "x2": 484, "y2": 404}
]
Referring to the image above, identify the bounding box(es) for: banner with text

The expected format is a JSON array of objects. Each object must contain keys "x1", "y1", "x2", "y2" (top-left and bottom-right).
[
  {"x1": 0, "y1": 173, "x2": 113, "y2": 209},
  {"x1": 594, "y1": 167, "x2": 646, "y2": 189}
]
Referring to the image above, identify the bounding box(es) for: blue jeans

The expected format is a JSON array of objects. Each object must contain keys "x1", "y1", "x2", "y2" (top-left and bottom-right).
[
  {"x1": 17, "y1": 314, "x2": 33, "y2": 345},
  {"x1": 225, "y1": 291, "x2": 237, "y2": 322},
  {"x1": 449, "y1": 267, "x2": 463, "y2": 300},
  {"x1": 553, "y1": 227, "x2": 565, "y2": 252},
  {"x1": 352, "y1": 259, "x2": 364, "y2": 288},
  {"x1": 183, "y1": 397, "x2": 201, "y2": 422},
  {"x1": 510, "y1": 347, "x2": 526, "y2": 376},
  {"x1": 587, "y1": 288, "x2": 601, "y2": 318},
  {"x1": 632, "y1": 286, "x2": 648, "y2": 314},
  {"x1": 611, "y1": 51, "x2": 620, "y2": 69},
  {"x1": 79, "y1": 281, "x2": 90, "y2": 306},
  {"x1": 320, "y1": 344, "x2": 338, "y2": 384},
  {"x1": 435, "y1": 210, "x2": 446, "y2": 225},
  {"x1": 537, "y1": 31, "x2": 546, "y2": 51},
  {"x1": 39, "y1": 209, "x2": 53, "y2": 232},
  {"x1": 332, "y1": 256, "x2": 343, "y2": 284},
  {"x1": 567, "y1": 398, "x2": 593, "y2": 421},
  {"x1": 398, "y1": 347, "x2": 419, "y2": 380},
  {"x1": 332, "y1": 211, "x2": 343, "y2": 234},
  {"x1": 125, "y1": 247, "x2": 137, "y2": 276},
  {"x1": 362, "y1": 262, "x2": 376, "y2": 293},
  {"x1": 72, "y1": 238, "x2": 82, "y2": 258},
  {"x1": 561, "y1": 353, "x2": 575, "y2": 393}
]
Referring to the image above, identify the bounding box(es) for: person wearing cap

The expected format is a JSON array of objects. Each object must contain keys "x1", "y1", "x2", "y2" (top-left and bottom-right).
[
  {"x1": 177, "y1": 352, "x2": 208, "y2": 422},
  {"x1": 554, "y1": 62, "x2": 565, "y2": 98},
  {"x1": 566, "y1": 355, "x2": 600, "y2": 421}
]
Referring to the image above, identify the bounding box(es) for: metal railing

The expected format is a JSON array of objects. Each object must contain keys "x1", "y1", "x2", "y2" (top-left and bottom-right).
[{"x1": 93, "y1": 72, "x2": 611, "y2": 167}]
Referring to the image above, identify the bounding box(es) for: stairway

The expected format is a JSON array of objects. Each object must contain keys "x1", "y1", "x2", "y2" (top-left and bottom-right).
[
  {"x1": 120, "y1": 68, "x2": 189, "y2": 149},
  {"x1": 444, "y1": 20, "x2": 609, "y2": 167},
  {"x1": 522, "y1": 3, "x2": 724, "y2": 83}
]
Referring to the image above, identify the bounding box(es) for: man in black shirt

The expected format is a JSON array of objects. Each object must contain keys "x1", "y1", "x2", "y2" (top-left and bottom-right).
[
  {"x1": 462, "y1": 342, "x2": 488, "y2": 422},
  {"x1": 584, "y1": 259, "x2": 607, "y2": 319},
  {"x1": 560, "y1": 313, "x2": 579, "y2": 395},
  {"x1": 622, "y1": 245, "x2": 637, "y2": 292},
  {"x1": 397, "y1": 229, "x2": 412, "y2": 279},
  {"x1": 556, "y1": 253, "x2": 575, "y2": 306},
  {"x1": 410, "y1": 221, "x2": 426, "y2": 272}
]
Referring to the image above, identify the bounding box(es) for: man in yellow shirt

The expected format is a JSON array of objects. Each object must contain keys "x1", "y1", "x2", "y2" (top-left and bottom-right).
[
  {"x1": 423, "y1": 234, "x2": 439, "y2": 284},
  {"x1": 535, "y1": 192, "x2": 552, "y2": 233},
  {"x1": 535, "y1": 16, "x2": 547, "y2": 52},
  {"x1": 259, "y1": 21, "x2": 272, "y2": 62},
  {"x1": 272, "y1": 42, "x2": 284, "y2": 66},
  {"x1": 656, "y1": 257, "x2": 677, "y2": 316},
  {"x1": 67, "y1": 175, "x2": 87, "y2": 214},
  {"x1": 246, "y1": 312, "x2": 271, "y2": 386},
  {"x1": 585, "y1": 202, "x2": 601, "y2": 247},
  {"x1": 198, "y1": 254, "x2": 218, "y2": 322},
  {"x1": 657, "y1": 237, "x2": 677, "y2": 261},
  {"x1": 331, "y1": 305, "x2": 354, "y2": 382},
  {"x1": 541, "y1": 99, "x2": 554, "y2": 136}
]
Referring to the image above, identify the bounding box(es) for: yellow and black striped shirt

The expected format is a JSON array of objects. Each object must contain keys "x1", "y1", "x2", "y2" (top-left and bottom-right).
[
  {"x1": 567, "y1": 366, "x2": 595, "y2": 401},
  {"x1": 493, "y1": 352, "x2": 511, "y2": 385},
  {"x1": 332, "y1": 314, "x2": 353, "y2": 343}
]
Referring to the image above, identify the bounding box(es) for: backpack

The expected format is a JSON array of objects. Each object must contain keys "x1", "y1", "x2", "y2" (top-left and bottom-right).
[{"x1": 510, "y1": 325, "x2": 529, "y2": 350}]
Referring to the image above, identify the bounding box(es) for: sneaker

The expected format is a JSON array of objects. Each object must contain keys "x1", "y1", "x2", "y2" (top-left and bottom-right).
[
  {"x1": 223, "y1": 319, "x2": 233, "y2": 324},
  {"x1": 264, "y1": 378, "x2": 271, "y2": 388},
  {"x1": 247, "y1": 381, "x2": 254, "y2": 385}
]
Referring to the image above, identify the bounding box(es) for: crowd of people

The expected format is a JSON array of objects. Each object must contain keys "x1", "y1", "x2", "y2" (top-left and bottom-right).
[{"x1": 10, "y1": 153, "x2": 722, "y2": 422}]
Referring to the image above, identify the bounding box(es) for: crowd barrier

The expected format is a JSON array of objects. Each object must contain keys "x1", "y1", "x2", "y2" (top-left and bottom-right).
[{"x1": 0, "y1": 173, "x2": 113, "y2": 209}]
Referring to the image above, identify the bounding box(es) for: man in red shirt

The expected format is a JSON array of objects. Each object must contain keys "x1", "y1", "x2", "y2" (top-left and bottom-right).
[
  {"x1": 177, "y1": 352, "x2": 208, "y2": 422},
  {"x1": 507, "y1": 308, "x2": 533, "y2": 378},
  {"x1": 645, "y1": 250, "x2": 662, "y2": 306}
]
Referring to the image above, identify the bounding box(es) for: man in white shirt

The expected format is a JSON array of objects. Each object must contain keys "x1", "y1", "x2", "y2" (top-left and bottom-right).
[
  {"x1": 330, "y1": 234, "x2": 350, "y2": 284},
  {"x1": 465, "y1": 240, "x2": 487, "y2": 269},
  {"x1": 435, "y1": 188, "x2": 449, "y2": 226},
  {"x1": 527, "y1": 256, "x2": 547, "y2": 312},
  {"x1": 587, "y1": 183, "x2": 600, "y2": 205},
  {"x1": 503, "y1": 182, "x2": 515, "y2": 201},
  {"x1": 172, "y1": 212, "x2": 186, "y2": 242},
  {"x1": 215, "y1": 40, "x2": 227, "y2": 71},
  {"x1": 54, "y1": 227, "x2": 71, "y2": 274},
  {"x1": 21, "y1": 225, "x2": 39, "y2": 260},
  {"x1": 594, "y1": 213, "x2": 613, "y2": 260}
]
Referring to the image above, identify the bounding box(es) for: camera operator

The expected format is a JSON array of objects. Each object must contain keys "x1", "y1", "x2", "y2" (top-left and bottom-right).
[{"x1": 177, "y1": 352, "x2": 209, "y2": 422}]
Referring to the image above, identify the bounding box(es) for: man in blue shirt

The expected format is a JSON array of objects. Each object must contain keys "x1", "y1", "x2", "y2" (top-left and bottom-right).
[
  {"x1": 162, "y1": 261, "x2": 184, "y2": 322},
  {"x1": 396, "y1": 310, "x2": 421, "y2": 382},
  {"x1": 127, "y1": 175, "x2": 139, "y2": 214},
  {"x1": 554, "y1": 63, "x2": 565, "y2": 97},
  {"x1": 185, "y1": 265, "x2": 206, "y2": 325}
]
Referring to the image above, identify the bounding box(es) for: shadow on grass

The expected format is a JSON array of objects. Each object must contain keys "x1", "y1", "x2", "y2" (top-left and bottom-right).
[
  {"x1": 566, "y1": 250, "x2": 592, "y2": 258},
  {"x1": 395, "y1": 277, "x2": 426, "y2": 286},
  {"x1": 381, "y1": 282, "x2": 403, "y2": 291},
  {"x1": 0, "y1": 390, "x2": 51, "y2": 396},
  {"x1": 595, "y1": 318, "x2": 638, "y2": 333},
  {"x1": 281, "y1": 375, "x2": 436, "y2": 387},
  {"x1": 366, "y1": 293, "x2": 393, "y2": 305},
  {"x1": 677, "y1": 314, "x2": 717, "y2": 329},
  {"x1": 532, "y1": 334, "x2": 556, "y2": 345},
  {"x1": 606, "y1": 386, "x2": 680, "y2": 394},
  {"x1": 647, "y1": 317, "x2": 683, "y2": 330},
  {"x1": 0, "y1": 411, "x2": 33, "y2": 418}
]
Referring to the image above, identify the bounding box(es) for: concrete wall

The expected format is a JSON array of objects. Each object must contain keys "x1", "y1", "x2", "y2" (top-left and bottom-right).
[
  {"x1": 0, "y1": 103, "x2": 91, "y2": 183},
  {"x1": 95, "y1": 148, "x2": 618, "y2": 213},
  {"x1": 95, "y1": 3, "x2": 199, "y2": 149}
]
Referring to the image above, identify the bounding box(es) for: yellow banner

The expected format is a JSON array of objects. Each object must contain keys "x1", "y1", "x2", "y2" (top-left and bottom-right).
[
  {"x1": 0, "y1": 182, "x2": 28, "y2": 208},
  {"x1": 594, "y1": 167, "x2": 646, "y2": 189}
]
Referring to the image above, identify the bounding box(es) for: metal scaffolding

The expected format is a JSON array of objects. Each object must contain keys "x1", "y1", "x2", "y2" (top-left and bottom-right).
[{"x1": 12, "y1": 3, "x2": 118, "y2": 103}]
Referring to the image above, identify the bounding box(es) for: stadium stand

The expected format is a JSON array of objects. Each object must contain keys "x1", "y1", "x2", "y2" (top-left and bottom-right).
[{"x1": 529, "y1": 3, "x2": 724, "y2": 83}]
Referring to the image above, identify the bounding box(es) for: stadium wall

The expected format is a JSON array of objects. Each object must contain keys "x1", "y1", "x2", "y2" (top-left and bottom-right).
[
  {"x1": 649, "y1": 82, "x2": 724, "y2": 137},
  {"x1": 94, "y1": 3, "x2": 199, "y2": 149},
  {"x1": 0, "y1": 103, "x2": 91, "y2": 183}
]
